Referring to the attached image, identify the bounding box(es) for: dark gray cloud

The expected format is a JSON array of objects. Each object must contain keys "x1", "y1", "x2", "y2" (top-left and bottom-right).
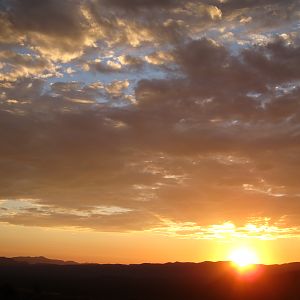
[
  {"x1": 7, "y1": 0, "x2": 85, "y2": 38},
  {"x1": 100, "y1": 0, "x2": 176, "y2": 9}
]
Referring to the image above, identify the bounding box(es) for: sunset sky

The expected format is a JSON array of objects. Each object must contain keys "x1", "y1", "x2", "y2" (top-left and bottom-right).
[{"x1": 1, "y1": 0, "x2": 300, "y2": 264}]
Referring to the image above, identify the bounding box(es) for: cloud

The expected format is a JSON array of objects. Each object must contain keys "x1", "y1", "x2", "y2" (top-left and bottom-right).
[
  {"x1": 118, "y1": 55, "x2": 144, "y2": 69},
  {"x1": 0, "y1": 0, "x2": 300, "y2": 238},
  {"x1": 85, "y1": 59, "x2": 123, "y2": 73},
  {"x1": 207, "y1": 0, "x2": 300, "y2": 26},
  {"x1": 0, "y1": 50, "x2": 59, "y2": 81},
  {"x1": 0, "y1": 199, "x2": 158, "y2": 231},
  {"x1": 242, "y1": 39, "x2": 300, "y2": 82},
  {"x1": 0, "y1": 0, "x2": 299, "y2": 63},
  {"x1": 100, "y1": 0, "x2": 176, "y2": 10},
  {"x1": 0, "y1": 0, "x2": 93, "y2": 61},
  {"x1": 149, "y1": 219, "x2": 300, "y2": 240},
  {"x1": 145, "y1": 51, "x2": 174, "y2": 65}
]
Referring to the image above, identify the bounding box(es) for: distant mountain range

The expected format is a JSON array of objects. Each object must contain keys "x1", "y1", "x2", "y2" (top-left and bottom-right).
[
  {"x1": 0, "y1": 256, "x2": 78, "y2": 265},
  {"x1": 1, "y1": 256, "x2": 300, "y2": 270}
]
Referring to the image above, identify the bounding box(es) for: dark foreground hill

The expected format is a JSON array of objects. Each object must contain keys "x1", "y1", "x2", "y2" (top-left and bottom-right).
[{"x1": 0, "y1": 258, "x2": 300, "y2": 300}]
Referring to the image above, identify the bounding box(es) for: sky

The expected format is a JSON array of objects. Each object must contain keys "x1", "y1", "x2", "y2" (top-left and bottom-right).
[{"x1": 0, "y1": 0, "x2": 300, "y2": 264}]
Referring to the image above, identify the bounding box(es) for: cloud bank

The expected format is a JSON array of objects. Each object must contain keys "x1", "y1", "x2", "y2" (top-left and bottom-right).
[{"x1": 0, "y1": 0, "x2": 300, "y2": 239}]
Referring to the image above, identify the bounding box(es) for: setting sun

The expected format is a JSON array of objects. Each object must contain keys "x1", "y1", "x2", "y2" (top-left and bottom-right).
[{"x1": 229, "y1": 247, "x2": 260, "y2": 269}]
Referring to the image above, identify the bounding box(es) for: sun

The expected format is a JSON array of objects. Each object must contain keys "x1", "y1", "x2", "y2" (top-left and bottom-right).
[{"x1": 228, "y1": 247, "x2": 260, "y2": 269}]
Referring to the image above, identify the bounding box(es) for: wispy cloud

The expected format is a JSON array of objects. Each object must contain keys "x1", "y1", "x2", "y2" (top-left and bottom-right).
[{"x1": 150, "y1": 218, "x2": 300, "y2": 240}]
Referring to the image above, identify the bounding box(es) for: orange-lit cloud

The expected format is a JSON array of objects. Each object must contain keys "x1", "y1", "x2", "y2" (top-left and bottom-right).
[{"x1": 149, "y1": 218, "x2": 300, "y2": 240}]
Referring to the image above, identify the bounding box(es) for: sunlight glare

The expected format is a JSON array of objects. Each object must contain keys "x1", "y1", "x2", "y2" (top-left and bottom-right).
[{"x1": 229, "y1": 247, "x2": 260, "y2": 269}]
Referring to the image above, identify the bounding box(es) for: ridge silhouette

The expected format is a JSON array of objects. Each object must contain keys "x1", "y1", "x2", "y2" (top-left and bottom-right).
[{"x1": 1, "y1": 257, "x2": 300, "y2": 299}]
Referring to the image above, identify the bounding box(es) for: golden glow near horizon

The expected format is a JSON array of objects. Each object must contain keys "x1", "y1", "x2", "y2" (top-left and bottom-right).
[{"x1": 1, "y1": 222, "x2": 298, "y2": 265}]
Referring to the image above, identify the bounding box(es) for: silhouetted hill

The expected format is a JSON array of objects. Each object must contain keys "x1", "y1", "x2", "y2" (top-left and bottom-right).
[
  {"x1": 11, "y1": 256, "x2": 78, "y2": 265},
  {"x1": 0, "y1": 259, "x2": 300, "y2": 300},
  {"x1": 0, "y1": 257, "x2": 24, "y2": 266}
]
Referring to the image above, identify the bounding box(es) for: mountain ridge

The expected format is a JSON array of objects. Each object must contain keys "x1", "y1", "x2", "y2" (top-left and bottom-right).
[
  {"x1": 1, "y1": 256, "x2": 300, "y2": 269},
  {"x1": 0, "y1": 256, "x2": 78, "y2": 265}
]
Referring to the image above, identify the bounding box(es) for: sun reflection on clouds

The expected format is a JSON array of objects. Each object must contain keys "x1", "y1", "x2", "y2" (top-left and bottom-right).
[{"x1": 149, "y1": 217, "x2": 300, "y2": 240}]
